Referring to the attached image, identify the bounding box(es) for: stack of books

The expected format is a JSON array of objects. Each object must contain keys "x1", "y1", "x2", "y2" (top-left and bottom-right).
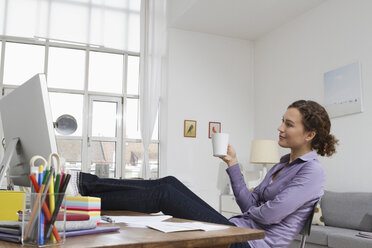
[
  {"x1": 61, "y1": 196, "x2": 120, "y2": 238},
  {"x1": 0, "y1": 191, "x2": 24, "y2": 243},
  {"x1": 0, "y1": 221, "x2": 22, "y2": 243},
  {"x1": 55, "y1": 212, "x2": 96, "y2": 232},
  {"x1": 0, "y1": 213, "x2": 120, "y2": 243},
  {"x1": 61, "y1": 212, "x2": 119, "y2": 238},
  {"x1": 63, "y1": 196, "x2": 101, "y2": 223},
  {"x1": 0, "y1": 195, "x2": 118, "y2": 244}
]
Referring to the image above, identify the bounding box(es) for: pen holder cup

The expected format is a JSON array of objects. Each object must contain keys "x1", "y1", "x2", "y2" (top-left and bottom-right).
[{"x1": 21, "y1": 193, "x2": 66, "y2": 247}]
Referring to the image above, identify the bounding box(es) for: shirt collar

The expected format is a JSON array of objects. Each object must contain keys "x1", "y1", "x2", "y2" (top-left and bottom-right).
[{"x1": 279, "y1": 150, "x2": 318, "y2": 164}]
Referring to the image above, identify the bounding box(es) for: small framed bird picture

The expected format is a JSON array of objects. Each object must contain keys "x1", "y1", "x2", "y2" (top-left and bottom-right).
[
  {"x1": 208, "y1": 122, "x2": 221, "y2": 138},
  {"x1": 184, "y1": 120, "x2": 197, "y2": 138}
]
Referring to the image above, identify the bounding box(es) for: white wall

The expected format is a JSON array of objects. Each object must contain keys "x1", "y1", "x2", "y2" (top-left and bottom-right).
[
  {"x1": 254, "y1": 0, "x2": 372, "y2": 192},
  {"x1": 160, "y1": 29, "x2": 254, "y2": 209}
]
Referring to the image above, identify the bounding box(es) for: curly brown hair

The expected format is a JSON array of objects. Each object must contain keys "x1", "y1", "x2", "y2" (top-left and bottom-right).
[{"x1": 288, "y1": 100, "x2": 338, "y2": 157}]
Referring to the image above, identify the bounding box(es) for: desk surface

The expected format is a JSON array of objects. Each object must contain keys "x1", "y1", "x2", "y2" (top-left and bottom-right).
[{"x1": 0, "y1": 211, "x2": 265, "y2": 248}]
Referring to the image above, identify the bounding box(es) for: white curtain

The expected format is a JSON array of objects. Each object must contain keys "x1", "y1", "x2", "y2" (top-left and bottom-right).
[{"x1": 139, "y1": 0, "x2": 167, "y2": 178}]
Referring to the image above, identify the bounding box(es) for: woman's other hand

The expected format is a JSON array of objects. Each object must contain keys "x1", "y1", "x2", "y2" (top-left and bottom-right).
[{"x1": 221, "y1": 144, "x2": 239, "y2": 167}]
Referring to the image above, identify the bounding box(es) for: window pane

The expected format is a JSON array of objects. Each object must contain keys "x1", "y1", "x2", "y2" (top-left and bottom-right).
[
  {"x1": 102, "y1": 9, "x2": 128, "y2": 51},
  {"x1": 88, "y1": 51, "x2": 123, "y2": 93},
  {"x1": 47, "y1": 47, "x2": 85, "y2": 90},
  {"x1": 128, "y1": 12, "x2": 140, "y2": 52},
  {"x1": 152, "y1": 111, "x2": 159, "y2": 140},
  {"x1": 125, "y1": 100, "x2": 157, "y2": 140},
  {"x1": 90, "y1": 0, "x2": 140, "y2": 52},
  {"x1": 124, "y1": 142, "x2": 159, "y2": 179},
  {"x1": 0, "y1": 1, "x2": 4, "y2": 35},
  {"x1": 90, "y1": 141, "x2": 115, "y2": 162},
  {"x1": 2, "y1": 0, "x2": 139, "y2": 51},
  {"x1": 49, "y1": 93, "x2": 83, "y2": 136},
  {"x1": 49, "y1": 1, "x2": 89, "y2": 44},
  {"x1": 126, "y1": 98, "x2": 140, "y2": 139},
  {"x1": 92, "y1": 101, "x2": 117, "y2": 137},
  {"x1": 5, "y1": 0, "x2": 39, "y2": 38},
  {"x1": 128, "y1": 0, "x2": 141, "y2": 11},
  {"x1": 127, "y1": 56, "x2": 139, "y2": 95},
  {"x1": 90, "y1": 141, "x2": 116, "y2": 177},
  {"x1": 3, "y1": 42, "x2": 44, "y2": 85},
  {"x1": 56, "y1": 139, "x2": 82, "y2": 171}
]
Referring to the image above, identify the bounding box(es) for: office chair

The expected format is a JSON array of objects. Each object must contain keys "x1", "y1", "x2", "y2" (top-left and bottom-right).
[{"x1": 299, "y1": 201, "x2": 318, "y2": 248}]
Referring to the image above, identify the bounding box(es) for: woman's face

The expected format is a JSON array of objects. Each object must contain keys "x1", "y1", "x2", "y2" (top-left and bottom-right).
[{"x1": 277, "y1": 107, "x2": 312, "y2": 150}]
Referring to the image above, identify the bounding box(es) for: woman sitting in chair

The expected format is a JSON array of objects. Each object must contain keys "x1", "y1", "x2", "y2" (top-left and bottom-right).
[{"x1": 71, "y1": 100, "x2": 338, "y2": 248}]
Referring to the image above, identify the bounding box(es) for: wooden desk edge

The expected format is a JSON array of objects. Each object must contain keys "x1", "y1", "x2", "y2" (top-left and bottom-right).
[
  {"x1": 101, "y1": 210, "x2": 265, "y2": 246},
  {"x1": 0, "y1": 211, "x2": 265, "y2": 248}
]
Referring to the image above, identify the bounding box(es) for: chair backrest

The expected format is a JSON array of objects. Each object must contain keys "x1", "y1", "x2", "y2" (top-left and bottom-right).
[{"x1": 300, "y1": 201, "x2": 318, "y2": 236}]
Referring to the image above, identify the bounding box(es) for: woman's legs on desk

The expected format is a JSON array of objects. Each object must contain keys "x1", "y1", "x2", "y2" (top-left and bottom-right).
[
  {"x1": 79, "y1": 173, "x2": 230, "y2": 224},
  {"x1": 79, "y1": 173, "x2": 214, "y2": 211},
  {"x1": 78, "y1": 173, "x2": 251, "y2": 248}
]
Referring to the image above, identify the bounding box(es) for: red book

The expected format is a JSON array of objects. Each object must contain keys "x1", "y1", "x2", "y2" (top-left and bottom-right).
[{"x1": 56, "y1": 213, "x2": 90, "y2": 221}]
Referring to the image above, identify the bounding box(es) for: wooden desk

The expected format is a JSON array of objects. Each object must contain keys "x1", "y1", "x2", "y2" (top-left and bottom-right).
[{"x1": 0, "y1": 211, "x2": 264, "y2": 248}]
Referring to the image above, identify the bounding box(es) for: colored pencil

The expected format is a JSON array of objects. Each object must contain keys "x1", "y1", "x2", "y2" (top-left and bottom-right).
[
  {"x1": 48, "y1": 153, "x2": 60, "y2": 243},
  {"x1": 45, "y1": 174, "x2": 71, "y2": 240},
  {"x1": 54, "y1": 174, "x2": 61, "y2": 203},
  {"x1": 29, "y1": 174, "x2": 61, "y2": 243},
  {"x1": 24, "y1": 168, "x2": 54, "y2": 240},
  {"x1": 38, "y1": 165, "x2": 45, "y2": 245}
]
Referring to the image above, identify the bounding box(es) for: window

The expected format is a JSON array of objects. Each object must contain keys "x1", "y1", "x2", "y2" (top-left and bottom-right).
[
  {"x1": 124, "y1": 142, "x2": 159, "y2": 179},
  {"x1": 127, "y1": 55, "x2": 140, "y2": 95},
  {"x1": 0, "y1": 0, "x2": 140, "y2": 52},
  {"x1": 3, "y1": 42, "x2": 44, "y2": 85},
  {"x1": 88, "y1": 96, "x2": 122, "y2": 178},
  {"x1": 124, "y1": 56, "x2": 159, "y2": 179},
  {"x1": 49, "y1": 92, "x2": 84, "y2": 171},
  {"x1": 88, "y1": 51, "x2": 123, "y2": 94},
  {"x1": 47, "y1": 47, "x2": 85, "y2": 90},
  {"x1": 49, "y1": 92, "x2": 84, "y2": 137},
  {"x1": 0, "y1": 0, "x2": 160, "y2": 179}
]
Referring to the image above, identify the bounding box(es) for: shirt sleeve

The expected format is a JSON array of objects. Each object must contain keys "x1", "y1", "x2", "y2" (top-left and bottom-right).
[
  {"x1": 226, "y1": 164, "x2": 261, "y2": 212},
  {"x1": 246, "y1": 161, "x2": 326, "y2": 225}
]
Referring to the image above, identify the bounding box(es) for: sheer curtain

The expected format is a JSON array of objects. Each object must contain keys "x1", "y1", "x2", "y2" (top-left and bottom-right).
[{"x1": 139, "y1": 0, "x2": 167, "y2": 178}]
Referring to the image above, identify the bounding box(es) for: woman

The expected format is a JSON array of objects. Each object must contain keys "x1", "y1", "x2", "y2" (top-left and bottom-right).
[{"x1": 72, "y1": 100, "x2": 338, "y2": 248}]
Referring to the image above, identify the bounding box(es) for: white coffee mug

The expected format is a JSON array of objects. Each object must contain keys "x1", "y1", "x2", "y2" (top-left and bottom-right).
[{"x1": 212, "y1": 133, "x2": 229, "y2": 157}]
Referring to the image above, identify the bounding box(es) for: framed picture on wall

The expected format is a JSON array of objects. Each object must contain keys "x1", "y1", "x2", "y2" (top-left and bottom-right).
[
  {"x1": 324, "y1": 61, "x2": 363, "y2": 118},
  {"x1": 184, "y1": 120, "x2": 197, "y2": 138},
  {"x1": 208, "y1": 122, "x2": 221, "y2": 138}
]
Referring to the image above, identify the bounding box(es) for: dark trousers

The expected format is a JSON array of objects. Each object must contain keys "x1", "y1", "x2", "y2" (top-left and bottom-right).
[{"x1": 78, "y1": 173, "x2": 251, "y2": 248}]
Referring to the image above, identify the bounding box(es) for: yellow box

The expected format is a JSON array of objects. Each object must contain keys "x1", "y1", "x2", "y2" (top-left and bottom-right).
[{"x1": 0, "y1": 190, "x2": 25, "y2": 221}]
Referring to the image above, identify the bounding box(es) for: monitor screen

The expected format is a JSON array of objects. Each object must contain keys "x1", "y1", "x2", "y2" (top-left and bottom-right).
[{"x1": 0, "y1": 73, "x2": 57, "y2": 187}]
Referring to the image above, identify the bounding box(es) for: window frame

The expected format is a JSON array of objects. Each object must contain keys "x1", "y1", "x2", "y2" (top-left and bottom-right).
[{"x1": 0, "y1": 36, "x2": 160, "y2": 179}]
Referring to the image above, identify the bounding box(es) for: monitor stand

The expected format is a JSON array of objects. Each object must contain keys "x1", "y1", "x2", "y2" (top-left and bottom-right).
[{"x1": 0, "y1": 138, "x2": 20, "y2": 190}]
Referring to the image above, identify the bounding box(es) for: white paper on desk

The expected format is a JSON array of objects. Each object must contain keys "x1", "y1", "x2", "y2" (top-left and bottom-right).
[
  {"x1": 124, "y1": 223, "x2": 148, "y2": 228},
  {"x1": 106, "y1": 215, "x2": 173, "y2": 224},
  {"x1": 147, "y1": 222, "x2": 230, "y2": 233}
]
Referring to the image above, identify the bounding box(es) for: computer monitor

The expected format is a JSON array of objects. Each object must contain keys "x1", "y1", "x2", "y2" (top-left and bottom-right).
[{"x1": 0, "y1": 73, "x2": 57, "y2": 188}]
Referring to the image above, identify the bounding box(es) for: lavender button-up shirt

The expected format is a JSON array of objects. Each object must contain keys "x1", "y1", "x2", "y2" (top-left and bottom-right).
[{"x1": 227, "y1": 151, "x2": 326, "y2": 248}]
